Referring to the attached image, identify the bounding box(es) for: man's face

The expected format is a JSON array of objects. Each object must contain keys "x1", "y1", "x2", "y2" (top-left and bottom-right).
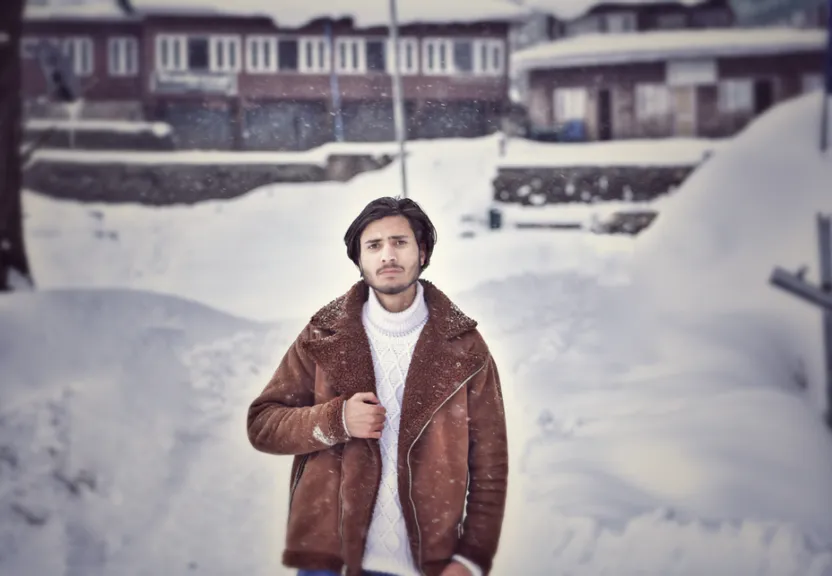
[{"x1": 358, "y1": 215, "x2": 425, "y2": 295}]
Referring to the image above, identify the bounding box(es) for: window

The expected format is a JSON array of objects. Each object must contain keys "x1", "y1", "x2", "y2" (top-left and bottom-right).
[
  {"x1": 422, "y1": 38, "x2": 451, "y2": 75},
  {"x1": 635, "y1": 84, "x2": 670, "y2": 119},
  {"x1": 365, "y1": 39, "x2": 386, "y2": 72},
  {"x1": 62, "y1": 37, "x2": 94, "y2": 76},
  {"x1": 187, "y1": 37, "x2": 210, "y2": 70},
  {"x1": 108, "y1": 37, "x2": 138, "y2": 76},
  {"x1": 211, "y1": 35, "x2": 241, "y2": 72},
  {"x1": 335, "y1": 37, "x2": 365, "y2": 74},
  {"x1": 247, "y1": 36, "x2": 277, "y2": 73},
  {"x1": 475, "y1": 39, "x2": 504, "y2": 75},
  {"x1": 802, "y1": 74, "x2": 824, "y2": 93},
  {"x1": 156, "y1": 35, "x2": 185, "y2": 71},
  {"x1": 386, "y1": 37, "x2": 418, "y2": 75},
  {"x1": 553, "y1": 87, "x2": 587, "y2": 123},
  {"x1": 453, "y1": 40, "x2": 474, "y2": 73},
  {"x1": 605, "y1": 12, "x2": 637, "y2": 32},
  {"x1": 718, "y1": 79, "x2": 753, "y2": 113},
  {"x1": 693, "y1": 9, "x2": 732, "y2": 27},
  {"x1": 657, "y1": 13, "x2": 687, "y2": 29},
  {"x1": 299, "y1": 36, "x2": 329, "y2": 73},
  {"x1": 278, "y1": 39, "x2": 298, "y2": 70},
  {"x1": 565, "y1": 16, "x2": 601, "y2": 37}
]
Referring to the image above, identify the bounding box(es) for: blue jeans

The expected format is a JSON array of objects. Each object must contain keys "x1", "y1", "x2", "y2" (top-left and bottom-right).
[{"x1": 298, "y1": 571, "x2": 398, "y2": 576}]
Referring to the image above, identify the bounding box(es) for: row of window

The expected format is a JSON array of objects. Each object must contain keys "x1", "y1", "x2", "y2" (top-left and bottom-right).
[
  {"x1": 553, "y1": 75, "x2": 823, "y2": 123},
  {"x1": 21, "y1": 34, "x2": 506, "y2": 78},
  {"x1": 155, "y1": 34, "x2": 505, "y2": 76},
  {"x1": 22, "y1": 36, "x2": 138, "y2": 77}
]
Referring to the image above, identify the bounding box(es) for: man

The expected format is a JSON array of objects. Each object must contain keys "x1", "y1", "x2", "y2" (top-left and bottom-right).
[{"x1": 247, "y1": 197, "x2": 508, "y2": 576}]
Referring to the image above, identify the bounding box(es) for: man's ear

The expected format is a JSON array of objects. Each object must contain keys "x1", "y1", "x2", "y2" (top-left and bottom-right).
[{"x1": 420, "y1": 247, "x2": 426, "y2": 267}]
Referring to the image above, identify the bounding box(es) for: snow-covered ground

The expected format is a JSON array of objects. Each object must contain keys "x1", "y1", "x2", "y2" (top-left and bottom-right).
[{"x1": 5, "y1": 95, "x2": 832, "y2": 575}]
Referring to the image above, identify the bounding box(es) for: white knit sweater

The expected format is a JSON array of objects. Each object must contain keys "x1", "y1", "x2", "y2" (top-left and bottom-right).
[{"x1": 356, "y1": 282, "x2": 482, "y2": 576}]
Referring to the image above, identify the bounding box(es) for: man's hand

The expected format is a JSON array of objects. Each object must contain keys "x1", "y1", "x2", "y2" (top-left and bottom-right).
[
  {"x1": 344, "y1": 392, "x2": 386, "y2": 439},
  {"x1": 440, "y1": 561, "x2": 473, "y2": 576}
]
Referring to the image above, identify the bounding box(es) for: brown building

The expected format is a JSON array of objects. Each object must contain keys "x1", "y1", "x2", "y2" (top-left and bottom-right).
[
  {"x1": 512, "y1": 27, "x2": 827, "y2": 141},
  {"x1": 22, "y1": 1, "x2": 524, "y2": 150}
]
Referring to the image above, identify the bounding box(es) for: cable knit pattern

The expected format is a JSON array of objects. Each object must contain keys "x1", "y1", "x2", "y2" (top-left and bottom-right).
[{"x1": 361, "y1": 283, "x2": 428, "y2": 576}]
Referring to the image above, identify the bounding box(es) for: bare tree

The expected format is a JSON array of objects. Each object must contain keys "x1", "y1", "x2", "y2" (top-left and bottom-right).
[{"x1": 0, "y1": 0, "x2": 32, "y2": 291}]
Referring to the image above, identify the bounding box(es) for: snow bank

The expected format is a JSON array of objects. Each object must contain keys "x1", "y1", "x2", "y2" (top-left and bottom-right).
[
  {"x1": 500, "y1": 137, "x2": 723, "y2": 168},
  {"x1": 29, "y1": 140, "x2": 400, "y2": 166},
  {"x1": 0, "y1": 288, "x2": 293, "y2": 575},
  {"x1": 632, "y1": 92, "x2": 832, "y2": 412},
  {"x1": 26, "y1": 119, "x2": 173, "y2": 138},
  {"x1": 513, "y1": 27, "x2": 826, "y2": 70},
  {"x1": 130, "y1": 0, "x2": 529, "y2": 27}
]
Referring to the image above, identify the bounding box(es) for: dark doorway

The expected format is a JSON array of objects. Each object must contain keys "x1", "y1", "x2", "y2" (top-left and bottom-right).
[
  {"x1": 753, "y1": 79, "x2": 774, "y2": 115},
  {"x1": 597, "y1": 88, "x2": 613, "y2": 140}
]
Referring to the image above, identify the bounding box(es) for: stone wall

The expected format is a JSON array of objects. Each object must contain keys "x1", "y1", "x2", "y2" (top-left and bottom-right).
[
  {"x1": 23, "y1": 154, "x2": 393, "y2": 205},
  {"x1": 493, "y1": 164, "x2": 696, "y2": 205}
]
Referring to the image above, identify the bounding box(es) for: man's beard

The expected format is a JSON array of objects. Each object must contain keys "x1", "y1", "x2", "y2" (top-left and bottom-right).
[{"x1": 360, "y1": 265, "x2": 421, "y2": 295}]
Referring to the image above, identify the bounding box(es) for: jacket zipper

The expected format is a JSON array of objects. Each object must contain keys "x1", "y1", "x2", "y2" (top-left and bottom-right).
[{"x1": 406, "y1": 363, "x2": 486, "y2": 574}]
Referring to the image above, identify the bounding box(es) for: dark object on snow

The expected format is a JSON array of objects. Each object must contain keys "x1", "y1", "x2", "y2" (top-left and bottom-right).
[
  {"x1": 488, "y1": 208, "x2": 502, "y2": 230},
  {"x1": 591, "y1": 210, "x2": 658, "y2": 236}
]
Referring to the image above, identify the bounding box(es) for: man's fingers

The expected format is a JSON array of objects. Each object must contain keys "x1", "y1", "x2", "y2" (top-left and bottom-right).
[{"x1": 352, "y1": 392, "x2": 379, "y2": 404}]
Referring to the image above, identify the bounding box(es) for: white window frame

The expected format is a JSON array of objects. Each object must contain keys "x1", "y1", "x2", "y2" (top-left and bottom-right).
[
  {"x1": 474, "y1": 39, "x2": 504, "y2": 76},
  {"x1": 107, "y1": 36, "x2": 138, "y2": 77},
  {"x1": 386, "y1": 37, "x2": 419, "y2": 75},
  {"x1": 422, "y1": 37, "x2": 452, "y2": 75},
  {"x1": 156, "y1": 34, "x2": 187, "y2": 72},
  {"x1": 335, "y1": 36, "x2": 366, "y2": 74},
  {"x1": 718, "y1": 78, "x2": 754, "y2": 113},
  {"x1": 246, "y1": 35, "x2": 278, "y2": 73},
  {"x1": 299, "y1": 36, "x2": 330, "y2": 73},
  {"x1": 62, "y1": 37, "x2": 94, "y2": 77},
  {"x1": 210, "y1": 35, "x2": 241, "y2": 73},
  {"x1": 553, "y1": 87, "x2": 588, "y2": 123},
  {"x1": 635, "y1": 83, "x2": 670, "y2": 120}
]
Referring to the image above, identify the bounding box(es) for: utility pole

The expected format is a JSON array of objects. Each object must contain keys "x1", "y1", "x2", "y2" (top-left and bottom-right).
[{"x1": 388, "y1": 0, "x2": 409, "y2": 198}]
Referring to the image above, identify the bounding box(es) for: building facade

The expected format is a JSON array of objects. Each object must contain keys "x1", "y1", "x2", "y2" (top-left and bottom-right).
[
  {"x1": 21, "y1": 3, "x2": 516, "y2": 150},
  {"x1": 512, "y1": 28, "x2": 826, "y2": 141}
]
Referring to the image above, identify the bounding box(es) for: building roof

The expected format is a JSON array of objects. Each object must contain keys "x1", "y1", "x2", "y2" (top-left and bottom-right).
[
  {"x1": 129, "y1": 0, "x2": 530, "y2": 27},
  {"x1": 24, "y1": 0, "x2": 137, "y2": 21},
  {"x1": 523, "y1": 0, "x2": 707, "y2": 21},
  {"x1": 512, "y1": 27, "x2": 827, "y2": 71}
]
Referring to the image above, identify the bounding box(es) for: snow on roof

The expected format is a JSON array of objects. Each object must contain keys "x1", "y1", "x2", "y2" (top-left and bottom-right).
[
  {"x1": 24, "y1": 0, "x2": 136, "y2": 21},
  {"x1": 523, "y1": 0, "x2": 706, "y2": 21},
  {"x1": 129, "y1": 0, "x2": 530, "y2": 28},
  {"x1": 512, "y1": 27, "x2": 827, "y2": 71}
]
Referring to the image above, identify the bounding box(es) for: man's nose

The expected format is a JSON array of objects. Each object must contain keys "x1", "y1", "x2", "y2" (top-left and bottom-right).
[{"x1": 381, "y1": 243, "x2": 396, "y2": 263}]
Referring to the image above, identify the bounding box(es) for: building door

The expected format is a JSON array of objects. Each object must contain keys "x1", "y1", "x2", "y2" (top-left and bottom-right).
[
  {"x1": 597, "y1": 88, "x2": 613, "y2": 141},
  {"x1": 753, "y1": 79, "x2": 774, "y2": 115},
  {"x1": 672, "y1": 86, "x2": 697, "y2": 137}
]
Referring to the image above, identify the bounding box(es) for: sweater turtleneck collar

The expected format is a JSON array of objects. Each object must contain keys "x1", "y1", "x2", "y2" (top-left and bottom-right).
[{"x1": 363, "y1": 280, "x2": 429, "y2": 337}]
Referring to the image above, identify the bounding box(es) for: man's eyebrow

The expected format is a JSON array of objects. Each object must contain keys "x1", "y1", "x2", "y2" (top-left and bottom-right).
[{"x1": 364, "y1": 234, "x2": 409, "y2": 244}]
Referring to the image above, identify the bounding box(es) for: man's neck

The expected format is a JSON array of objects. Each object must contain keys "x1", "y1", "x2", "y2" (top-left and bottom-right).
[{"x1": 374, "y1": 282, "x2": 418, "y2": 313}]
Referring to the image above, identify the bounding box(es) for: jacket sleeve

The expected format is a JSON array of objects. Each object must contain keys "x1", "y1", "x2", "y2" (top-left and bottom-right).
[
  {"x1": 455, "y1": 353, "x2": 509, "y2": 575},
  {"x1": 247, "y1": 325, "x2": 350, "y2": 455}
]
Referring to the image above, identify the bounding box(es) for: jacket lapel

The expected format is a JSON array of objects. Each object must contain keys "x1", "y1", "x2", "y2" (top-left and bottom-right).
[{"x1": 398, "y1": 281, "x2": 485, "y2": 459}]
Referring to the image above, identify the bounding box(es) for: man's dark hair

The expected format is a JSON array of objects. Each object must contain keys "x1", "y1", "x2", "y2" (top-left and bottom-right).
[{"x1": 344, "y1": 197, "x2": 438, "y2": 271}]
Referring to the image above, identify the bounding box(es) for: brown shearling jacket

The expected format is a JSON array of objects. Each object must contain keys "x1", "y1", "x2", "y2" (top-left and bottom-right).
[{"x1": 247, "y1": 280, "x2": 508, "y2": 576}]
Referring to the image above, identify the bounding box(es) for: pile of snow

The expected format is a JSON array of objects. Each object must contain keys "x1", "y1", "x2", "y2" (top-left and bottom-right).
[
  {"x1": 29, "y1": 140, "x2": 402, "y2": 166},
  {"x1": 631, "y1": 92, "x2": 832, "y2": 413},
  {"x1": 500, "y1": 137, "x2": 723, "y2": 168},
  {"x1": 25, "y1": 119, "x2": 173, "y2": 138},
  {"x1": 513, "y1": 27, "x2": 827, "y2": 70},
  {"x1": 130, "y1": 0, "x2": 529, "y2": 27},
  {"x1": 8, "y1": 117, "x2": 832, "y2": 575},
  {"x1": 24, "y1": 0, "x2": 136, "y2": 21}
]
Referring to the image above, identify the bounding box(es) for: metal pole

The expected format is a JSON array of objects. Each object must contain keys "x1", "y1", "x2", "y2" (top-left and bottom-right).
[
  {"x1": 326, "y1": 21, "x2": 344, "y2": 142},
  {"x1": 822, "y1": 0, "x2": 832, "y2": 152},
  {"x1": 819, "y1": 214, "x2": 832, "y2": 423},
  {"x1": 388, "y1": 0, "x2": 409, "y2": 198}
]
